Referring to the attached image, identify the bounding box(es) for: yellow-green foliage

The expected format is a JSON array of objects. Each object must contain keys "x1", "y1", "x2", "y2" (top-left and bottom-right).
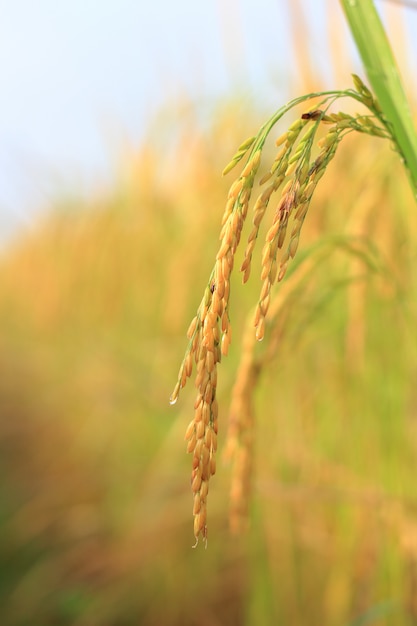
[{"x1": 1, "y1": 98, "x2": 417, "y2": 624}]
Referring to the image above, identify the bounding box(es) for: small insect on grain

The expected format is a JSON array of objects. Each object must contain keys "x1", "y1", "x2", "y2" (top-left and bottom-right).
[{"x1": 301, "y1": 109, "x2": 323, "y2": 121}]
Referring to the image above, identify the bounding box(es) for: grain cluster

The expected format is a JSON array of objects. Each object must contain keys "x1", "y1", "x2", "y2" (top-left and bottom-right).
[{"x1": 171, "y1": 76, "x2": 392, "y2": 544}]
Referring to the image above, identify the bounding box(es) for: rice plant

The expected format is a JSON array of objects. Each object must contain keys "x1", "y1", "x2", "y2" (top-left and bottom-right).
[
  {"x1": 171, "y1": 0, "x2": 417, "y2": 547},
  {"x1": 2, "y1": 2, "x2": 417, "y2": 625}
]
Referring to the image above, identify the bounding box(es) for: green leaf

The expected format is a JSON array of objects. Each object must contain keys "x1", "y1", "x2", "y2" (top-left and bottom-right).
[{"x1": 340, "y1": 0, "x2": 417, "y2": 197}]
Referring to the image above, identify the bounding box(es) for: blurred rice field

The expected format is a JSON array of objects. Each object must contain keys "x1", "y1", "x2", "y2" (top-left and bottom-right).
[{"x1": 2, "y1": 23, "x2": 417, "y2": 626}]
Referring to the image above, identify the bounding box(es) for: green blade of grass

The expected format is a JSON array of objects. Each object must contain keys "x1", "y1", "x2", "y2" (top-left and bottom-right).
[{"x1": 340, "y1": 0, "x2": 417, "y2": 196}]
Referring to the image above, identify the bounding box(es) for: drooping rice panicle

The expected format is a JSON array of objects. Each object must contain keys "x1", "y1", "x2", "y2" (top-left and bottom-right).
[
  {"x1": 172, "y1": 146, "x2": 263, "y2": 546},
  {"x1": 222, "y1": 318, "x2": 259, "y2": 534},
  {"x1": 224, "y1": 251, "x2": 318, "y2": 533},
  {"x1": 171, "y1": 76, "x2": 398, "y2": 544}
]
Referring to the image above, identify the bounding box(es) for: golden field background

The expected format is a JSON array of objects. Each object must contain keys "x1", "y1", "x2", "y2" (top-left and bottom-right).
[{"x1": 1, "y1": 7, "x2": 417, "y2": 626}]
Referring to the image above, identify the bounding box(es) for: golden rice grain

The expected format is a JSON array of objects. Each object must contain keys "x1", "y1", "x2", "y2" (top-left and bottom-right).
[
  {"x1": 186, "y1": 437, "x2": 197, "y2": 454},
  {"x1": 200, "y1": 480, "x2": 209, "y2": 500},
  {"x1": 193, "y1": 493, "x2": 201, "y2": 515},
  {"x1": 184, "y1": 420, "x2": 195, "y2": 441},
  {"x1": 278, "y1": 262, "x2": 288, "y2": 282},
  {"x1": 278, "y1": 222, "x2": 289, "y2": 247},
  {"x1": 196, "y1": 419, "x2": 205, "y2": 439},
  {"x1": 284, "y1": 160, "x2": 299, "y2": 178},
  {"x1": 255, "y1": 316, "x2": 266, "y2": 342},
  {"x1": 228, "y1": 178, "x2": 245, "y2": 200},
  {"x1": 169, "y1": 382, "x2": 180, "y2": 406},
  {"x1": 275, "y1": 131, "x2": 289, "y2": 146},
  {"x1": 194, "y1": 438, "x2": 204, "y2": 460},
  {"x1": 259, "y1": 171, "x2": 273, "y2": 185},
  {"x1": 241, "y1": 151, "x2": 261, "y2": 178},
  {"x1": 210, "y1": 398, "x2": 218, "y2": 419},
  {"x1": 238, "y1": 135, "x2": 257, "y2": 151},
  {"x1": 289, "y1": 235, "x2": 299, "y2": 258},
  {"x1": 221, "y1": 331, "x2": 231, "y2": 356},
  {"x1": 193, "y1": 511, "x2": 205, "y2": 539}
]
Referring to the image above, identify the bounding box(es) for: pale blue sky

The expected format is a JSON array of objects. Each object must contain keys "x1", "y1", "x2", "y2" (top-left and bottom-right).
[{"x1": 0, "y1": 0, "x2": 415, "y2": 242}]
